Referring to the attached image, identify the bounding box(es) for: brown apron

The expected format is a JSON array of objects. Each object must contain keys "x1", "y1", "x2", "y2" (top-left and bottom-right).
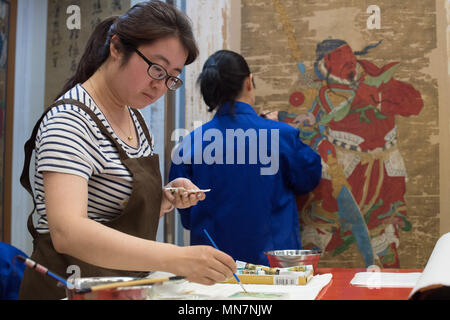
[{"x1": 18, "y1": 99, "x2": 163, "y2": 300}]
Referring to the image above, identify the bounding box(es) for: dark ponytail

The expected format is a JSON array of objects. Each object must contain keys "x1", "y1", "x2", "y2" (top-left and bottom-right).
[
  {"x1": 56, "y1": 0, "x2": 199, "y2": 99},
  {"x1": 197, "y1": 50, "x2": 252, "y2": 114}
]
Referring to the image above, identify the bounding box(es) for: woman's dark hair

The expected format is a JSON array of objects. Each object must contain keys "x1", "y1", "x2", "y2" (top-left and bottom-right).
[
  {"x1": 56, "y1": 0, "x2": 198, "y2": 99},
  {"x1": 197, "y1": 50, "x2": 252, "y2": 114}
]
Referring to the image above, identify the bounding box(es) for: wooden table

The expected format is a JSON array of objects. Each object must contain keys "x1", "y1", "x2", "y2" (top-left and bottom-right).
[{"x1": 315, "y1": 268, "x2": 423, "y2": 300}]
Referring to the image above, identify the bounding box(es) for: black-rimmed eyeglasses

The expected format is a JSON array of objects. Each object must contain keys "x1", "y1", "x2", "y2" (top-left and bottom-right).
[{"x1": 134, "y1": 48, "x2": 183, "y2": 91}]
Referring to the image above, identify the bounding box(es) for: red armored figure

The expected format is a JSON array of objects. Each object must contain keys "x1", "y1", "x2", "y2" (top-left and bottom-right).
[{"x1": 289, "y1": 39, "x2": 423, "y2": 267}]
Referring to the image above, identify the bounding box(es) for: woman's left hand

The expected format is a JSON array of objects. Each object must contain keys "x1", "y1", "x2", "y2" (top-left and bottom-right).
[{"x1": 160, "y1": 178, "x2": 207, "y2": 216}]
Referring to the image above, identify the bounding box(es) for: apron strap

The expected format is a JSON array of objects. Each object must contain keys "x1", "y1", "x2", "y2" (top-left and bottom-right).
[
  {"x1": 132, "y1": 109, "x2": 154, "y2": 153},
  {"x1": 20, "y1": 98, "x2": 132, "y2": 239}
]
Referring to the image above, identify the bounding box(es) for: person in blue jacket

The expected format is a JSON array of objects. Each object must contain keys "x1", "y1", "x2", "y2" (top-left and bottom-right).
[
  {"x1": 169, "y1": 50, "x2": 322, "y2": 265},
  {"x1": 0, "y1": 242, "x2": 27, "y2": 300}
]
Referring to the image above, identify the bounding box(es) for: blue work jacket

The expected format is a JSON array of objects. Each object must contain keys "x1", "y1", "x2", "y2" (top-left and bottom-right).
[{"x1": 169, "y1": 101, "x2": 322, "y2": 265}]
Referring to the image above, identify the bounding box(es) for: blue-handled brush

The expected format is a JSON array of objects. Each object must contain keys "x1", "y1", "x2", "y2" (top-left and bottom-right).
[
  {"x1": 15, "y1": 255, "x2": 75, "y2": 290},
  {"x1": 203, "y1": 229, "x2": 248, "y2": 293}
]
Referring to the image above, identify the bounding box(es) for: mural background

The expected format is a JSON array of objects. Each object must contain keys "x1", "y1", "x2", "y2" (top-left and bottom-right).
[{"x1": 241, "y1": 0, "x2": 441, "y2": 268}]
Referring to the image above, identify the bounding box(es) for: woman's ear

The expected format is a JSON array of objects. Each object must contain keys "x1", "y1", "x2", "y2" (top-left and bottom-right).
[
  {"x1": 247, "y1": 74, "x2": 254, "y2": 91},
  {"x1": 109, "y1": 35, "x2": 122, "y2": 60},
  {"x1": 248, "y1": 74, "x2": 256, "y2": 104}
]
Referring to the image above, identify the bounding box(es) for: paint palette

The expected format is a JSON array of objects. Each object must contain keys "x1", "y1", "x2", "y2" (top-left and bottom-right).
[
  {"x1": 221, "y1": 262, "x2": 314, "y2": 286},
  {"x1": 164, "y1": 187, "x2": 211, "y2": 194}
]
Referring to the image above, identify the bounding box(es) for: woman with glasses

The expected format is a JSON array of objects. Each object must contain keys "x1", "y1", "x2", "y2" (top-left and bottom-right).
[
  {"x1": 169, "y1": 50, "x2": 322, "y2": 266},
  {"x1": 19, "y1": 1, "x2": 236, "y2": 299}
]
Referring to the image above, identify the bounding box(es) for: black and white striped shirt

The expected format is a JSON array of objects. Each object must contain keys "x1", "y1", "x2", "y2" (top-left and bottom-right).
[{"x1": 34, "y1": 84, "x2": 154, "y2": 233}]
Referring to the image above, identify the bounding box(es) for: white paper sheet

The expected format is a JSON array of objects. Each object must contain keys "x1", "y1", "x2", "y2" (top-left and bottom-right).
[
  {"x1": 147, "y1": 272, "x2": 332, "y2": 300},
  {"x1": 350, "y1": 272, "x2": 422, "y2": 288},
  {"x1": 409, "y1": 233, "x2": 450, "y2": 299}
]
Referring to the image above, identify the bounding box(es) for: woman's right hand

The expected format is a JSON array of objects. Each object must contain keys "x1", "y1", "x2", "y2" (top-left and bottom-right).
[{"x1": 168, "y1": 245, "x2": 237, "y2": 285}]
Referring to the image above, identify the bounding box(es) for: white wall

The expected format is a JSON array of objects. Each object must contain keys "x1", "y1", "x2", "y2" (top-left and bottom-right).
[{"x1": 11, "y1": 0, "x2": 48, "y2": 255}]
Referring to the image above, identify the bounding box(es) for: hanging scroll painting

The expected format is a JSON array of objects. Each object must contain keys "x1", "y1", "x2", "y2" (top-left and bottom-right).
[{"x1": 242, "y1": 0, "x2": 440, "y2": 268}]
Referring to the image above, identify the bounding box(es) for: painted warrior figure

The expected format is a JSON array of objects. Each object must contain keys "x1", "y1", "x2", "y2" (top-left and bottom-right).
[{"x1": 278, "y1": 39, "x2": 424, "y2": 267}]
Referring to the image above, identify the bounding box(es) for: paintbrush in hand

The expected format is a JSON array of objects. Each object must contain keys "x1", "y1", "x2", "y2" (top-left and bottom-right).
[{"x1": 203, "y1": 229, "x2": 248, "y2": 293}]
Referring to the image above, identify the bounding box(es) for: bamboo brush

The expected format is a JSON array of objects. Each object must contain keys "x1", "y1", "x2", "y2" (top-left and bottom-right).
[{"x1": 77, "y1": 275, "x2": 185, "y2": 294}]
